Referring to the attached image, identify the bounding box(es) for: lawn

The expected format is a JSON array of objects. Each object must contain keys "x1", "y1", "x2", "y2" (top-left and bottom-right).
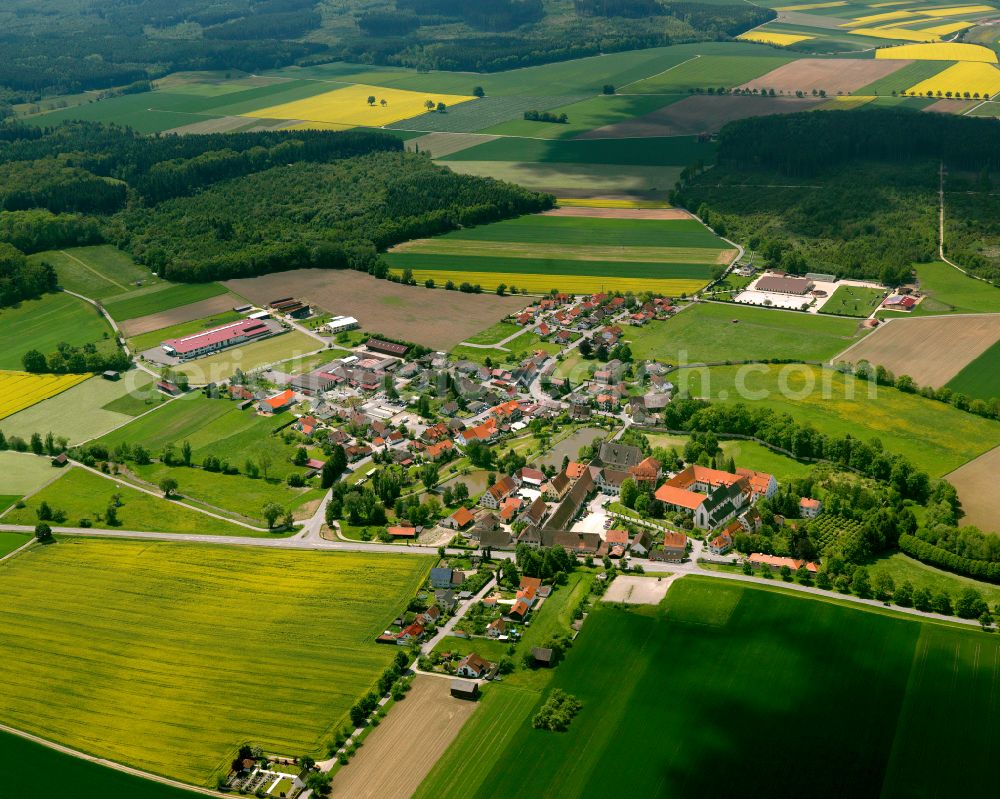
[
  {"x1": 719, "y1": 439, "x2": 816, "y2": 482},
  {"x1": 683, "y1": 364, "x2": 1000, "y2": 475},
  {"x1": 102, "y1": 282, "x2": 229, "y2": 322},
  {"x1": 441, "y1": 135, "x2": 716, "y2": 167},
  {"x1": 429, "y1": 577, "x2": 1000, "y2": 799},
  {"x1": 0, "y1": 451, "x2": 62, "y2": 497},
  {"x1": 0, "y1": 539, "x2": 430, "y2": 784},
  {"x1": 1, "y1": 372, "x2": 163, "y2": 444},
  {"x1": 819, "y1": 285, "x2": 887, "y2": 317},
  {"x1": 945, "y1": 337, "x2": 1000, "y2": 400},
  {"x1": 628, "y1": 302, "x2": 867, "y2": 364},
  {"x1": 2, "y1": 467, "x2": 252, "y2": 536},
  {"x1": 0, "y1": 370, "x2": 90, "y2": 419},
  {"x1": 0, "y1": 532, "x2": 30, "y2": 558},
  {"x1": 30, "y1": 245, "x2": 160, "y2": 300},
  {"x1": 129, "y1": 310, "x2": 245, "y2": 352},
  {"x1": 2, "y1": 730, "x2": 202, "y2": 799},
  {"x1": 0, "y1": 292, "x2": 115, "y2": 369},
  {"x1": 171, "y1": 330, "x2": 320, "y2": 384}
]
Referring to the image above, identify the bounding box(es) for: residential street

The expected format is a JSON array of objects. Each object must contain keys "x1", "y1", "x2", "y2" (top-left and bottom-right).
[{"x1": 420, "y1": 576, "x2": 498, "y2": 655}]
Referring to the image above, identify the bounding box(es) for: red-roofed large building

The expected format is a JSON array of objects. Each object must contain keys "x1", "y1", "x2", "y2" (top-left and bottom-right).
[
  {"x1": 655, "y1": 464, "x2": 772, "y2": 531},
  {"x1": 456, "y1": 419, "x2": 497, "y2": 447},
  {"x1": 736, "y1": 468, "x2": 778, "y2": 501},
  {"x1": 748, "y1": 553, "x2": 819, "y2": 573},
  {"x1": 162, "y1": 318, "x2": 278, "y2": 360},
  {"x1": 257, "y1": 389, "x2": 296, "y2": 415}
]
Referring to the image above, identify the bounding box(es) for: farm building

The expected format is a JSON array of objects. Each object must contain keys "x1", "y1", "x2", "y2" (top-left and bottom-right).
[
  {"x1": 269, "y1": 297, "x2": 311, "y2": 318},
  {"x1": 754, "y1": 275, "x2": 815, "y2": 295},
  {"x1": 451, "y1": 679, "x2": 479, "y2": 700},
  {"x1": 883, "y1": 295, "x2": 917, "y2": 311},
  {"x1": 325, "y1": 315, "x2": 360, "y2": 334},
  {"x1": 161, "y1": 318, "x2": 282, "y2": 361},
  {"x1": 367, "y1": 338, "x2": 409, "y2": 357}
]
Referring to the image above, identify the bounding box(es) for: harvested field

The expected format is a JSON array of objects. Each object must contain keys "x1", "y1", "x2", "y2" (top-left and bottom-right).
[
  {"x1": 405, "y1": 132, "x2": 499, "y2": 158},
  {"x1": 119, "y1": 293, "x2": 245, "y2": 337},
  {"x1": 440, "y1": 160, "x2": 682, "y2": 196},
  {"x1": 946, "y1": 445, "x2": 1000, "y2": 533},
  {"x1": 543, "y1": 207, "x2": 693, "y2": 220},
  {"x1": 603, "y1": 574, "x2": 679, "y2": 604},
  {"x1": 578, "y1": 95, "x2": 824, "y2": 138},
  {"x1": 329, "y1": 676, "x2": 477, "y2": 799},
  {"x1": 224, "y1": 269, "x2": 523, "y2": 350},
  {"x1": 922, "y1": 98, "x2": 978, "y2": 113},
  {"x1": 834, "y1": 314, "x2": 1000, "y2": 387},
  {"x1": 739, "y1": 58, "x2": 912, "y2": 95}
]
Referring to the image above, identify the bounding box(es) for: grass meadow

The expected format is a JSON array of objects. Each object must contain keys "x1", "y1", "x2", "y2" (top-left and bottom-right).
[
  {"x1": 906, "y1": 261, "x2": 1000, "y2": 315},
  {"x1": 0, "y1": 451, "x2": 62, "y2": 497},
  {"x1": 2, "y1": 730, "x2": 201, "y2": 799},
  {"x1": 628, "y1": 302, "x2": 867, "y2": 364},
  {"x1": 31, "y1": 245, "x2": 161, "y2": 300},
  {"x1": 681, "y1": 363, "x2": 1000, "y2": 475},
  {"x1": 819, "y1": 285, "x2": 887, "y2": 317},
  {"x1": 1, "y1": 372, "x2": 164, "y2": 444},
  {"x1": 483, "y1": 94, "x2": 683, "y2": 138},
  {"x1": 0, "y1": 293, "x2": 115, "y2": 369},
  {"x1": 2, "y1": 467, "x2": 250, "y2": 536},
  {"x1": 0, "y1": 539, "x2": 430, "y2": 784},
  {"x1": 0, "y1": 532, "x2": 30, "y2": 557},
  {"x1": 423, "y1": 577, "x2": 1000, "y2": 799},
  {"x1": 103, "y1": 282, "x2": 230, "y2": 322},
  {"x1": 945, "y1": 337, "x2": 1000, "y2": 400}
]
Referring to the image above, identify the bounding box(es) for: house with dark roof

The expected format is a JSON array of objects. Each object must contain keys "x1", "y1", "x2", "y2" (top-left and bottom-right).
[
  {"x1": 598, "y1": 441, "x2": 643, "y2": 471},
  {"x1": 650, "y1": 531, "x2": 688, "y2": 563},
  {"x1": 456, "y1": 653, "x2": 493, "y2": 679}
]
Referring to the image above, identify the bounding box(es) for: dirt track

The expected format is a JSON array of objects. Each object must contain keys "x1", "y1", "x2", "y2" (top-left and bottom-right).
[
  {"x1": 119, "y1": 293, "x2": 243, "y2": 337},
  {"x1": 224, "y1": 269, "x2": 524, "y2": 351},
  {"x1": 578, "y1": 95, "x2": 824, "y2": 138},
  {"x1": 947, "y1": 445, "x2": 1000, "y2": 533},
  {"x1": 835, "y1": 314, "x2": 1000, "y2": 387},
  {"x1": 329, "y1": 676, "x2": 477, "y2": 799},
  {"x1": 739, "y1": 58, "x2": 912, "y2": 95}
]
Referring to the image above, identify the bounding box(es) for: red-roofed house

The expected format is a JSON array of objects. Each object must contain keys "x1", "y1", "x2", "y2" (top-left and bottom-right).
[
  {"x1": 257, "y1": 389, "x2": 296, "y2": 415},
  {"x1": 426, "y1": 440, "x2": 455, "y2": 461},
  {"x1": 748, "y1": 553, "x2": 819, "y2": 573},
  {"x1": 442, "y1": 506, "x2": 475, "y2": 530},
  {"x1": 294, "y1": 415, "x2": 319, "y2": 435},
  {"x1": 396, "y1": 622, "x2": 425, "y2": 645},
  {"x1": 482, "y1": 475, "x2": 519, "y2": 510},
  {"x1": 800, "y1": 497, "x2": 822, "y2": 518}
]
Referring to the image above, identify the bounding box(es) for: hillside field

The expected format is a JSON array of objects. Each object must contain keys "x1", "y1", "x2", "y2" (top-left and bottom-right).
[
  {"x1": 0, "y1": 293, "x2": 116, "y2": 370},
  {"x1": 0, "y1": 539, "x2": 430, "y2": 784},
  {"x1": 31, "y1": 246, "x2": 162, "y2": 300},
  {"x1": 420, "y1": 577, "x2": 1000, "y2": 799},
  {"x1": 628, "y1": 302, "x2": 867, "y2": 364},
  {"x1": 387, "y1": 216, "x2": 731, "y2": 296},
  {"x1": 682, "y1": 364, "x2": 1000, "y2": 475},
  {"x1": 905, "y1": 261, "x2": 1000, "y2": 315}
]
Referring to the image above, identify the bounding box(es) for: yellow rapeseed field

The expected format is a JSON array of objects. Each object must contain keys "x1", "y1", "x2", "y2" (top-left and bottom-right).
[
  {"x1": 242, "y1": 83, "x2": 476, "y2": 126},
  {"x1": 917, "y1": 21, "x2": 974, "y2": 35},
  {"x1": 737, "y1": 31, "x2": 814, "y2": 46},
  {"x1": 852, "y1": 26, "x2": 940, "y2": 41},
  {"x1": 0, "y1": 371, "x2": 89, "y2": 420},
  {"x1": 843, "y1": 10, "x2": 919, "y2": 27},
  {"x1": 404, "y1": 269, "x2": 709, "y2": 296},
  {"x1": 922, "y1": 5, "x2": 994, "y2": 16},
  {"x1": 875, "y1": 41, "x2": 998, "y2": 61},
  {"x1": 905, "y1": 61, "x2": 1000, "y2": 97}
]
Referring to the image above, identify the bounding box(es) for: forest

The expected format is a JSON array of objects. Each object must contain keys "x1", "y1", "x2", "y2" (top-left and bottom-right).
[
  {"x1": 0, "y1": 121, "x2": 550, "y2": 300},
  {"x1": 676, "y1": 110, "x2": 1000, "y2": 285}
]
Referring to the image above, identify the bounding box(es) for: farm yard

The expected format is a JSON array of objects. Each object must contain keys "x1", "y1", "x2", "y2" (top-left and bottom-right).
[
  {"x1": 0, "y1": 539, "x2": 430, "y2": 785},
  {"x1": 628, "y1": 302, "x2": 868, "y2": 364},
  {"x1": 425, "y1": 577, "x2": 1000, "y2": 799},
  {"x1": 386, "y1": 215, "x2": 733, "y2": 296},
  {"x1": 0, "y1": 371, "x2": 89, "y2": 420},
  {"x1": 328, "y1": 677, "x2": 478, "y2": 799},
  {"x1": 945, "y1": 444, "x2": 1000, "y2": 533},
  {"x1": 2, "y1": 467, "x2": 250, "y2": 536},
  {"x1": 683, "y1": 363, "x2": 1000, "y2": 475},
  {"x1": 223, "y1": 269, "x2": 524, "y2": 351},
  {"x1": 0, "y1": 371, "x2": 165, "y2": 444},
  {"x1": 834, "y1": 314, "x2": 1000, "y2": 387},
  {"x1": 0, "y1": 293, "x2": 116, "y2": 370}
]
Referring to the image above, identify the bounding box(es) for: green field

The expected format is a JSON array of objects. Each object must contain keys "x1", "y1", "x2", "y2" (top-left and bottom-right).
[
  {"x1": 683, "y1": 364, "x2": 1000, "y2": 475},
  {"x1": 463, "y1": 321, "x2": 522, "y2": 345},
  {"x1": 2, "y1": 467, "x2": 252, "y2": 536},
  {"x1": 387, "y1": 252, "x2": 714, "y2": 280},
  {"x1": 102, "y1": 282, "x2": 230, "y2": 322},
  {"x1": 857, "y1": 61, "x2": 952, "y2": 96},
  {"x1": 484, "y1": 94, "x2": 683, "y2": 138},
  {"x1": 0, "y1": 539, "x2": 430, "y2": 784},
  {"x1": 387, "y1": 94, "x2": 589, "y2": 133},
  {"x1": 0, "y1": 372, "x2": 164, "y2": 444},
  {"x1": 945, "y1": 337, "x2": 1000, "y2": 400},
  {"x1": 0, "y1": 451, "x2": 62, "y2": 497},
  {"x1": 3, "y1": 730, "x2": 202, "y2": 799},
  {"x1": 423, "y1": 577, "x2": 1000, "y2": 799},
  {"x1": 627, "y1": 54, "x2": 793, "y2": 93},
  {"x1": 31, "y1": 245, "x2": 161, "y2": 300},
  {"x1": 171, "y1": 330, "x2": 319, "y2": 384},
  {"x1": 441, "y1": 135, "x2": 715, "y2": 167},
  {"x1": 907, "y1": 261, "x2": 1000, "y2": 315},
  {"x1": 628, "y1": 302, "x2": 867, "y2": 364},
  {"x1": 129, "y1": 311, "x2": 244, "y2": 352},
  {"x1": 0, "y1": 532, "x2": 30, "y2": 558},
  {"x1": 819, "y1": 285, "x2": 887, "y2": 317},
  {"x1": 0, "y1": 292, "x2": 116, "y2": 369}
]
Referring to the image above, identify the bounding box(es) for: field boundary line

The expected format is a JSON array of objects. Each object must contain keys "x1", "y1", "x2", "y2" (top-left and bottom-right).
[
  {"x1": 618, "y1": 55, "x2": 702, "y2": 91},
  {"x1": 58, "y1": 249, "x2": 129, "y2": 291},
  {"x1": 0, "y1": 721, "x2": 215, "y2": 798}
]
